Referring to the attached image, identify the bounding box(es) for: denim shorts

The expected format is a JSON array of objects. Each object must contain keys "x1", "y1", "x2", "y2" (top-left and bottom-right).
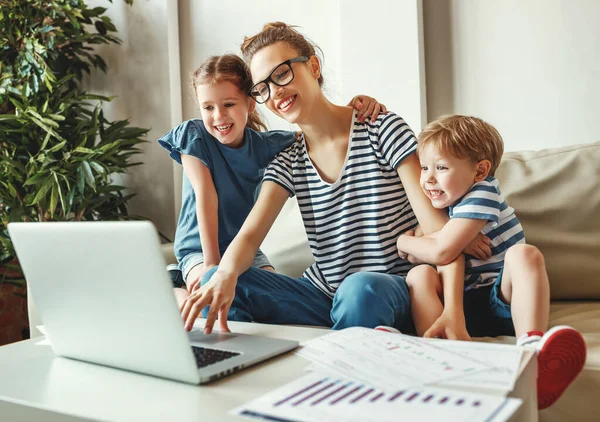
[
  {"x1": 179, "y1": 249, "x2": 272, "y2": 284},
  {"x1": 463, "y1": 269, "x2": 515, "y2": 337}
]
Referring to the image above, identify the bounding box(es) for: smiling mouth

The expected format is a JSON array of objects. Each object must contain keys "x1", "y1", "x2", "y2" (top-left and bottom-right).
[
  {"x1": 215, "y1": 124, "x2": 232, "y2": 132},
  {"x1": 428, "y1": 190, "x2": 445, "y2": 199},
  {"x1": 278, "y1": 95, "x2": 296, "y2": 111}
]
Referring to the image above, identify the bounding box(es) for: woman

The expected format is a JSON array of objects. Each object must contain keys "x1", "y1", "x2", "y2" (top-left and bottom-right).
[{"x1": 181, "y1": 22, "x2": 467, "y2": 339}]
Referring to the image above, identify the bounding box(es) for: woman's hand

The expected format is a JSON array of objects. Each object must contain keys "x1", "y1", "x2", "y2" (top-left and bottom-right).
[
  {"x1": 180, "y1": 269, "x2": 237, "y2": 334},
  {"x1": 463, "y1": 233, "x2": 492, "y2": 261},
  {"x1": 423, "y1": 310, "x2": 471, "y2": 341},
  {"x1": 348, "y1": 95, "x2": 388, "y2": 123},
  {"x1": 186, "y1": 263, "x2": 219, "y2": 293}
]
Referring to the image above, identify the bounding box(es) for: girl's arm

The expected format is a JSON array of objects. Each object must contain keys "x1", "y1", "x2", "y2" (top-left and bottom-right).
[
  {"x1": 397, "y1": 218, "x2": 488, "y2": 265},
  {"x1": 396, "y1": 154, "x2": 469, "y2": 340},
  {"x1": 181, "y1": 155, "x2": 220, "y2": 290},
  {"x1": 347, "y1": 95, "x2": 388, "y2": 123},
  {"x1": 180, "y1": 181, "x2": 290, "y2": 333}
]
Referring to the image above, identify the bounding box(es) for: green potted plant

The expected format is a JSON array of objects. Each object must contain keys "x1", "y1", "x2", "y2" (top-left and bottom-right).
[{"x1": 0, "y1": 0, "x2": 147, "y2": 345}]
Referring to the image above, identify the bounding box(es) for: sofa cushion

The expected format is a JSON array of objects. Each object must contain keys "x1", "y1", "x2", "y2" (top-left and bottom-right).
[{"x1": 495, "y1": 141, "x2": 600, "y2": 300}]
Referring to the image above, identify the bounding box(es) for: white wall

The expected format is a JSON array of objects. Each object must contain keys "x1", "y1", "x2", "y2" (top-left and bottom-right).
[
  {"x1": 179, "y1": 0, "x2": 426, "y2": 130},
  {"x1": 424, "y1": 0, "x2": 600, "y2": 152},
  {"x1": 83, "y1": 0, "x2": 179, "y2": 239}
]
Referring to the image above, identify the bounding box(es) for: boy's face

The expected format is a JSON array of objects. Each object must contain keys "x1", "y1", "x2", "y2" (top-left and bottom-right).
[{"x1": 418, "y1": 143, "x2": 481, "y2": 209}]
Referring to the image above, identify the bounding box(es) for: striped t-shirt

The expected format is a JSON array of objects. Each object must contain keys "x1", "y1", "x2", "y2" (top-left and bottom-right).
[
  {"x1": 449, "y1": 177, "x2": 525, "y2": 290},
  {"x1": 263, "y1": 112, "x2": 418, "y2": 297}
]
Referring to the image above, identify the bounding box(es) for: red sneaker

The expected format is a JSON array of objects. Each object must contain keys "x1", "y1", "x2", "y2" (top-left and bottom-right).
[{"x1": 536, "y1": 325, "x2": 586, "y2": 410}]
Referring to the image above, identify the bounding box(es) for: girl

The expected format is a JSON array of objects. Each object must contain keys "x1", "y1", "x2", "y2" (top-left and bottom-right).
[
  {"x1": 158, "y1": 54, "x2": 385, "y2": 303},
  {"x1": 180, "y1": 23, "x2": 466, "y2": 340}
]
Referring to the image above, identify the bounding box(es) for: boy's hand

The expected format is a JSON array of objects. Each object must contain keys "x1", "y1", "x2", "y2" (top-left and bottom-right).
[
  {"x1": 349, "y1": 95, "x2": 388, "y2": 123},
  {"x1": 424, "y1": 311, "x2": 471, "y2": 341},
  {"x1": 398, "y1": 229, "x2": 425, "y2": 264},
  {"x1": 397, "y1": 231, "x2": 413, "y2": 260},
  {"x1": 463, "y1": 233, "x2": 492, "y2": 261}
]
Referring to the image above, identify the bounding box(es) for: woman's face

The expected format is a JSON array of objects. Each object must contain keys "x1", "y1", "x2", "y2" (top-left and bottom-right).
[{"x1": 250, "y1": 42, "x2": 320, "y2": 124}]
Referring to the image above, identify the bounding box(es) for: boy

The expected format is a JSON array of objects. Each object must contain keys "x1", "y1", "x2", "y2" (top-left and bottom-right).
[{"x1": 395, "y1": 115, "x2": 586, "y2": 410}]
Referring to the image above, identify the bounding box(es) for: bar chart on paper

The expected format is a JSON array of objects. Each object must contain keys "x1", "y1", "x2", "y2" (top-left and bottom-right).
[{"x1": 233, "y1": 373, "x2": 522, "y2": 422}]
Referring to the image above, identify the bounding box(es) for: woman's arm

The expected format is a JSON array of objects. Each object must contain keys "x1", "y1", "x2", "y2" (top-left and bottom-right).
[
  {"x1": 181, "y1": 155, "x2": 220, "y2": 290},
  {"x1": 180, "y1": 181, "x2": 290, "y2": 333},
  {"x1": 396, "y1": 154, "x2": 469, "y2": 340}
]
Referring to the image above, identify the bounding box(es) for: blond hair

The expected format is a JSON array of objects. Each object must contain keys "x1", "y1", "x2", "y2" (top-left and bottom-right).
[
  {"x1": 192, "y1": 54, "x2": 266, "y2": 132},
  {"x1": 418, "y1": 115, "x2": 504, "y2": 175},
  {"x1": 240, "y1": 21, "x2": 324, "y2": 87}
]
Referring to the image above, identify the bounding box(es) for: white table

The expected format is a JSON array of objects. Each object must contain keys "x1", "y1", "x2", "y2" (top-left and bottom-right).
[{"x1": 0, "y1": 321, "x2": 537, "y2": 422}]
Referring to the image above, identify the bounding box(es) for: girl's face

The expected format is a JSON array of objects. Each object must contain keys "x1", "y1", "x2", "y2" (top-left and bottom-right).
[
  {"x1": 250, "y1": 42, "x2": 320, "y2": 124},
  {"x1": 196, "y1": 81, "x2": 255, "y2": 148},
  {"x1": 418, "y1": 143, "x2": 481, "y2": 209}
]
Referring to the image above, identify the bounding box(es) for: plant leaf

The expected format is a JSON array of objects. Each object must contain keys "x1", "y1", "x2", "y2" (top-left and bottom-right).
[
  {"x1": 49, "y1": 184, "x2": 58, "y2": 218},
  {"x1": 29, "y1": 179, "x2": 53, "y2": 206},
  {"x1": 81, "y1": 161, "x2": 95, "y2": 189}
]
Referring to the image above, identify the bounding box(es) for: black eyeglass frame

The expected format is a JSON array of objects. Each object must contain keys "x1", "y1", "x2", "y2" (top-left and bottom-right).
[{"x1": 249, "y1": 56, "x2": 310, "y2": 104}]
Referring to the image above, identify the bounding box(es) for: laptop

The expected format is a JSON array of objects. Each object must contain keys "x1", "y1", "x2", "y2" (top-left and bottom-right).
[{"x1": 8, "y1": 221, "x2": 298, "y2": 385}]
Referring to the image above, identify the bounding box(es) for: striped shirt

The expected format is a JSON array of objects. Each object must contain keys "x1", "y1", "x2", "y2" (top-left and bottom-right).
[
  {"x1": 449, "y1": 177, "x2": 525, "y2": 290},
  {"x1": 263, "y1": 112, "x2": 418, "y2": 297}
]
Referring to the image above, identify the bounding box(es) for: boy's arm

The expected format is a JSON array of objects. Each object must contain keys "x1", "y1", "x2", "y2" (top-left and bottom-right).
[{"x1": 397, "y1": 218, "x2": 488, "y2": 265}]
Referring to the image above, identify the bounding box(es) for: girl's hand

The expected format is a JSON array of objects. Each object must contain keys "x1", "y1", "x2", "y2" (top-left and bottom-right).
[
  {"x1": 463, "y1": 233, "x2": 492, "y2": 261},
  {"x1": 180, "y1": 269, "x2": 237, "y2": 334},
  {"x1": 349, "y1": 95, "x2": 388, "y2": 123}
]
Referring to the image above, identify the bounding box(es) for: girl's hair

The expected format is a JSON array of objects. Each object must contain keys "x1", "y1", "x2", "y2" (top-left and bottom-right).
[
  {"x1": 240, "y1": 22, "x2": 324, "y2": 87},
  {"x1": 418, "y1": 115, "x2": 504, "y2": 176},
  {"x1": 191, "y1": 54, "x2": 267, "y2": 132}
]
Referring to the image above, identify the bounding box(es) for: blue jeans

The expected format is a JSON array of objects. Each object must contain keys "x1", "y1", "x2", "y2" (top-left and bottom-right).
[{"x1": 200, "y1": 267, "x2": 413, "y2": 331}]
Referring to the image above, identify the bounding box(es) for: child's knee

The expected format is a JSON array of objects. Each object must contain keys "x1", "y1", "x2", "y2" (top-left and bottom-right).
[
  {"x1": 406, "y1": 265, "x2": 439, "y2": 289},
  {"x1": 506, "y1": 244, "x2": 545, "y2": 268}
]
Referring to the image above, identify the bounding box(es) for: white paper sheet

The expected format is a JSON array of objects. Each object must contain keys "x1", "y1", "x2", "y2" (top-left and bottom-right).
[
  {"x1": 296, "y1": 327, "x2": 491, "y2": 392},
  {"x1": 233, "y1": 372, "x2": 522, "y2": 422},
  {"x1": 425, "y1": 338, "x2": 523, "y2": 393}
]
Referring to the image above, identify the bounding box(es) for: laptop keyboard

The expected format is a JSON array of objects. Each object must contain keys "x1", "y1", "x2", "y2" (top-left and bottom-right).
[{"x1": 191, "y1": 346, "x2": 240, "y2": 368}]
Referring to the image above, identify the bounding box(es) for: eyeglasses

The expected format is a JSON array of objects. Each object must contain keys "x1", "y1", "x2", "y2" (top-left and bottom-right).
[{"x1": 249, "y1": 56, "x2": 309, "y2": 104}]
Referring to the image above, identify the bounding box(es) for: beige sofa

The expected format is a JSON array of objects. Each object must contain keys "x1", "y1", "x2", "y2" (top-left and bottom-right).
[{"x1": 26, "y1": 141, "x2": 600, "y2": 420}]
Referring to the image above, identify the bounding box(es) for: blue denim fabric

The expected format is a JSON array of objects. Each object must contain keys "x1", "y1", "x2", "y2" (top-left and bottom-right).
[
  {"x1": 200, "y1": 267, "x2": 413, "y2": 331},
  {"x1": 180, "y1": 249, "x2": 271, "y2": 283}
]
